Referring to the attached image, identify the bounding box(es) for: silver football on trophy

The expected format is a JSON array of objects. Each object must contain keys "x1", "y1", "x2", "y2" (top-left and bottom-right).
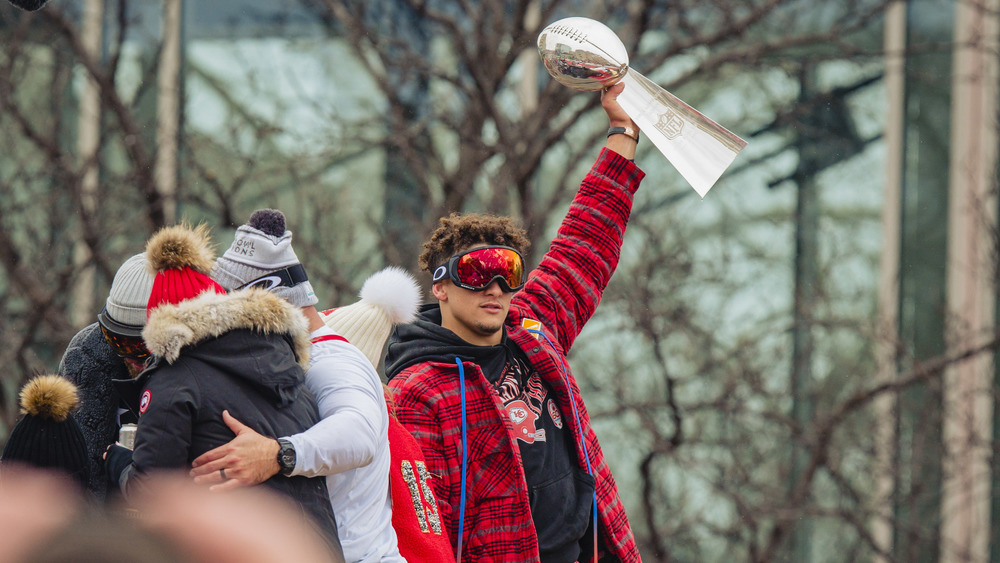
[{"x1": 537, "y1": 17, "x2": 629, "y2": 92}]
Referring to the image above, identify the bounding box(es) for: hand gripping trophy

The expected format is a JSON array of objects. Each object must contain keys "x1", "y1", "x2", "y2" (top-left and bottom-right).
[{"x1": 538, "y1": 17, "x2": 747, "y2": 197}]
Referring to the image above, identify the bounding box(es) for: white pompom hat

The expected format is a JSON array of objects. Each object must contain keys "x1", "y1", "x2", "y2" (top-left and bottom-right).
[{"x1": 320, "y1": 267, "x2": 422, "y2": 367}]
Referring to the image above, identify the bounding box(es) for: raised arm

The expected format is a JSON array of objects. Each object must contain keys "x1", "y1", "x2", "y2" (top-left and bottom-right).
[
  {"x1": 603, "y1": 82, "x2": 639, "y2": 160},
  {"x1": 511, "y1": 82, "x2": 645, "y2": 352}
]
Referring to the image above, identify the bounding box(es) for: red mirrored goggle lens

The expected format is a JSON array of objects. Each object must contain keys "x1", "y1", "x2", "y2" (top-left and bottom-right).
[
  {"x1": 452, "y1": 247, "x2": 524, "y2": 291},
  {"x1": 99, "y1": 324, "x2": 150, "y2": 360}
]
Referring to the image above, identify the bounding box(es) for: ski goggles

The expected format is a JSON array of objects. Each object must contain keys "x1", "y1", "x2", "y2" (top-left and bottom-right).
[
  {"x1": 432, "y1": 246, "x2": 525, "y2": 292},
  {"x1": 97, "y1": 307, "x2": 150, "y2": 360}
]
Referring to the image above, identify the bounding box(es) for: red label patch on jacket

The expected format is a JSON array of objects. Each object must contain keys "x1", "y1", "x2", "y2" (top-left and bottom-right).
[
  {"x1": 547, "y1": 399, "x2": 563, "y2": 429},
  {"x1": 521, "y1": 318, "x2": 543, "y2": 339},
  {"x1": 139, "y1": 389, "x2": 151, "y2": 414}
]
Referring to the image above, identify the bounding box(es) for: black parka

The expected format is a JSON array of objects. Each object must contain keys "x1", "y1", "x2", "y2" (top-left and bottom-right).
[{"x1": 115, "y1": 288, "x2": 341, "y2": 556}]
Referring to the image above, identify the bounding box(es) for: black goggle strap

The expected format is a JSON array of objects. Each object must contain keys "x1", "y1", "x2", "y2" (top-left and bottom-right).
[
  {"x1": 432, "y1": 263, "x2": 450, "y2": 284},
  {"x1": 237, "y1": 264, "x2": 309, "y2": 292}
]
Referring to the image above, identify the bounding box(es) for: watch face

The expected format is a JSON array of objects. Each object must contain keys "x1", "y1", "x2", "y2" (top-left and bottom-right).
[{"x1": 279, "y1": 441, "x2": 296, "y2": 471}]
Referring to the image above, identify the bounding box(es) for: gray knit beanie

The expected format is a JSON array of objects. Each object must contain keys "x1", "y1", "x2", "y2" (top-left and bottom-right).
[
  {"x1": 211, "y1": 209, "x2": 318, "y2": 307},
  {"x1": 103, "y1": 253, "x2": 155, "y2": 331}
]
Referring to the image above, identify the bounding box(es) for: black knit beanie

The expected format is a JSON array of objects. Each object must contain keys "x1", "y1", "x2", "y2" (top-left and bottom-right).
[{"x1": 1, "y1": 375, "x2": 89, "y2": 489}]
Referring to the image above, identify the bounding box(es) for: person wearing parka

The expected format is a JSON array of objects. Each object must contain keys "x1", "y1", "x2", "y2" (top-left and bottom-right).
[
  {"x1": 104, "y1": 224, "x2": 343, "y2": 561},
  {"x1": 385, "y1": 83, "x2": 643, "y2": 563}
]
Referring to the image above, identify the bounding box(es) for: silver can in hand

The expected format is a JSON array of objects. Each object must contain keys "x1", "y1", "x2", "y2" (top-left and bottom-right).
[{"x1": 118, "y1": 423, "x2": 137, "y2": 450}]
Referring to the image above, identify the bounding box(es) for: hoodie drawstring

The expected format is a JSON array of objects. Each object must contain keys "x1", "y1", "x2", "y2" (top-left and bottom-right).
[
  {"x1": 528, "y1": 328, "x2": 599, "y2": 563},
  {"x1": 456, "y1": 357, "x2": 468, "y2": 563}
]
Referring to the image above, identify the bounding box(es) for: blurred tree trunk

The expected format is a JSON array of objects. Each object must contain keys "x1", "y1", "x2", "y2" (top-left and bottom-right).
[
  {"x1": 940, "y1": 0, "x2": 999, "y2": 561},
  {"x1": 789, "y1": 63, "x2": 819, "y2": 563},
  {"x1": 68, "y1": 0, "x2": 103, "y2": 327},
  {"x1": 156, "y1": 0, "x2": 182, "y2": 225},
  {"x1": 872, "y1": 2, "x2": 907, "y2": 560}
]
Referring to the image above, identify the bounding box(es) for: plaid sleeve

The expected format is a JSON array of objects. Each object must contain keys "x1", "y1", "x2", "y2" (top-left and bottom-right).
[{"x1": 513, "y1": 148, "x2": 644, "y2": 353}]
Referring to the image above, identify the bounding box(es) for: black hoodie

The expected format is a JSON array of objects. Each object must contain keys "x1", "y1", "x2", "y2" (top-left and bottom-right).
[{"x1": 385, "y1": 303, "x2": 509, "y2": 381}]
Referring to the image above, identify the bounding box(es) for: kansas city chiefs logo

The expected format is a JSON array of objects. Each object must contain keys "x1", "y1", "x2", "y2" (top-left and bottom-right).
[
  {"x1": 505, "y1": 400, "x2": 544, "y2": 443},
  {"x1": 509, "y1": 404, "x2": 529, "y2": 425}
]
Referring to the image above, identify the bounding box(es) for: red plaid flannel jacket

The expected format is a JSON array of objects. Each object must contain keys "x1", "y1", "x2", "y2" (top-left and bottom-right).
[{"x1": 389, "y1": 149, "x2": 644, "y2": 563}]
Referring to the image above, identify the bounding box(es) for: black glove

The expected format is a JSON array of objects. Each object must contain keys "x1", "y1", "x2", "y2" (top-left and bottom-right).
[
  {"x1": 7, "y1": 0, "x2": 49, "y2": 11},
  {"x1": 104, "y1": 444, "x2": 133, "y2": 485}
]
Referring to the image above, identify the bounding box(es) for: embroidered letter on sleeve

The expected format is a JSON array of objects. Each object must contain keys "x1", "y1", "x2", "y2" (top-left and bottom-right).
[{"x1": 401, "y1": 460, "x2": 443, "y2": 534}]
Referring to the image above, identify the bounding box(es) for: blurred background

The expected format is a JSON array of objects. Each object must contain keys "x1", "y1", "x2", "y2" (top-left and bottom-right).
[{"x1": 0, "y1": 0, "x2": 996, "y2": 561}]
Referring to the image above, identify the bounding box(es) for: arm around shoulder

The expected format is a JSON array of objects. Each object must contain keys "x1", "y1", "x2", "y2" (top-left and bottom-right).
[{"x1": 286, "y1": 341, "x2": 385, "y2": 477}]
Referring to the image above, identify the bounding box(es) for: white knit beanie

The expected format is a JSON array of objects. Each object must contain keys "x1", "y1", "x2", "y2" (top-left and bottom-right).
[
  {"x1": 321, "y1": 267, "x2": 422, "y2": 367},
  {"x1": 211, "y1": 209, "x2": 318, "y2": 307},
  {"x1": 103, "y1": 253, "x2": 155, "y2": 330}
]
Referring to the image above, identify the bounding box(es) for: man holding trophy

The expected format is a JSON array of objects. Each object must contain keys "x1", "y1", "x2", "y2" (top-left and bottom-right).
[{"x1": 384, "y1": 81, "x2": 643, "y2": 563}]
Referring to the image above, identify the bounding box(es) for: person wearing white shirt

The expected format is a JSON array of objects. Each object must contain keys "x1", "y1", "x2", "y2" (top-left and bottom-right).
[{"x1": 197, "y1": 210, "x2": 416, "y2": 563}]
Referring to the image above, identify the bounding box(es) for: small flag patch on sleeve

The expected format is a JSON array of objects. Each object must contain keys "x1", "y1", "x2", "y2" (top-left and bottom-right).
[{"x1": 521, "y1": 318, "x2": 543, "y2": 339}]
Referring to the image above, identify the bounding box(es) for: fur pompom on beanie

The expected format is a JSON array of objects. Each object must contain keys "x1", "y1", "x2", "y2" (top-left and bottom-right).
[
  {"x1": 145, "y1": 223, "x2": 226, "y2": 316},
  {"x1": 1, "y1": 375, "x2": 89, "y2": 489}
]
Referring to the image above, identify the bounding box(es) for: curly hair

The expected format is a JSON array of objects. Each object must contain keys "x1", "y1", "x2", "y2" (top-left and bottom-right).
[{"x1": 418, "y1": 213, "x2": 531, "y2": 273}]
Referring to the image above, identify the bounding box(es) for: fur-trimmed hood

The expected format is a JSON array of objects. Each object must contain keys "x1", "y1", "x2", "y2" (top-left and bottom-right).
[{"x1": 143, "y1": 287, "x2": 311, "y2": 368}]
